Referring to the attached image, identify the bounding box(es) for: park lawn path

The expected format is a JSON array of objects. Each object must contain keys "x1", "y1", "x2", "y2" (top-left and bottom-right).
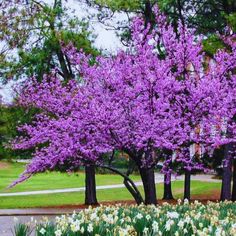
[{"x1": 0, "y1": 174, "x2": 220, "y2": 197}]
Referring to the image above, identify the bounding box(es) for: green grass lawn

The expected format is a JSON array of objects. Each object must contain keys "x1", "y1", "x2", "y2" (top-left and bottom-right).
[
  {"x1": 0, "y1": 161, "x2": 140, "y2": 193},
  {"x1": 0, "y1": 180, "x2": 221, "y2": 208},
  {"x1": 0, "y1": 161, "x2": 221, "y2": 209}
]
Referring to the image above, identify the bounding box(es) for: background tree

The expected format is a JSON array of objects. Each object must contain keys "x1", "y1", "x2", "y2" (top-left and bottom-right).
[
  {"x1": 84, "y1": 0, "x2": 236, "y2": 29},
  {"x1": 0, "y1": 104, "x2": 36, "y2": 160},
  {"x1": 0, "y1": 0, "x2": 97, "y2": 82}
]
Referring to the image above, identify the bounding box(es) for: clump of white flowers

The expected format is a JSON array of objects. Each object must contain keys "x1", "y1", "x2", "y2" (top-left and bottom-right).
[{"x1": 25, "y1": 201, "x2": 236, "y2": 236}]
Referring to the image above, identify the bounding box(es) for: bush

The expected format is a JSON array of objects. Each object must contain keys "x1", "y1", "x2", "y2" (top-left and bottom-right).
[{"x1": 14, "y1": 201, "x2": 236, "y2": 236}]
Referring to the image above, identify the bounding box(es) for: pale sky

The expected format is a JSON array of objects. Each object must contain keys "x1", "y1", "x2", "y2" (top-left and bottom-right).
[{"x1": 0, "y1": 0, "x2": 127, "y2": 103}]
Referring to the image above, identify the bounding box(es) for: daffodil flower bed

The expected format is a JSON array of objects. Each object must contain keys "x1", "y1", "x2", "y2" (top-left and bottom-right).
[{"x1": 16, "y1": 200, "x2": 236, "y2": 236}]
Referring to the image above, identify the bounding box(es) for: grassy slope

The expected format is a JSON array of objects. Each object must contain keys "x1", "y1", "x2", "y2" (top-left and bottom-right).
[
  {"x1": 0, "y1": 162, "x2": 140, "y2": 193},
  {"x1": 0, "y1": 181, "x2": 221, "y2": 208}
]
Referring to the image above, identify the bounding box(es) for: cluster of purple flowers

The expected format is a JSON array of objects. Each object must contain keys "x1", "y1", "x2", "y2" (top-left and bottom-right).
[{"x1": 12, "y1": 7, "x2": 236, "y2": 204}]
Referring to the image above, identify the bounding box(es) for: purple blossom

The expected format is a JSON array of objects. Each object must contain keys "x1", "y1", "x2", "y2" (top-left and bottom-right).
[{"x1": 11, "y1": 7, "x2": 236, "y2": 185}]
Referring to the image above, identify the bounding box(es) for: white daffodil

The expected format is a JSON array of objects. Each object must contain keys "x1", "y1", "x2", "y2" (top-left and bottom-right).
[
  {"x1": 87, "y1": 223, "x2": 93, "y2": 233},
  {"x1": 184, "y1": 216, "x2": 191, "y2": 224},
  {"x1": 165, "y1": 219, "x2": 174, "y2": 231},
  {"x1": 177, "y1": 220, "x2": 184, "y2": 229},
  {"x1": 199, "y1": 222, "x2": 203, "y2": 228},
  {"x1": 152, "y1": 221, "x2": 159, "y2": 232},
  {"x1": 184, "y1": 198, "x2": 189, "y2": 205},
  {"x1": 177, "y1": 199, "x2": 182, "y2": 204},
  {"x1": 136, "y1": 213, "x2": 143, "y2": 220},
  {"x1": 90, "y1": 212, "x2": 97, "y2": 221},
  {"x1": 143, "y1": 227, "x2": 149, "y2": 235},
  {"x1": 39, "y1": 228, "x2": 46, "y2": 235},
  {"x1": 80, "y1": 226, "x2": 85, "y2": 234},
  {"x1": 55, "y1": 229, "x2": 62, "y2": 236},
  {"x1": 167, "y1": 211, "x2": 179, "y2": 219}
]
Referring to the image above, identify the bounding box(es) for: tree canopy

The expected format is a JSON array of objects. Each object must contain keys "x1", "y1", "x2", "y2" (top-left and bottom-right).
[{"x1": 11, "y1": 8, "x2": 236, "y2": 204}]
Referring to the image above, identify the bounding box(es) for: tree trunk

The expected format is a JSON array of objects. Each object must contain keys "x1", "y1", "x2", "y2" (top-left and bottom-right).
[
  {"x1": 177, "y1": 0, "x2": 185, "y2": 26},
  {"x1": 99, "y1": 164, "x2": 144, "y2": 204},
  {"x1": 232, "y1": 158, "x2": 236, "y2": 201},
  {"x1": 144, "y1": 0, "x2": 153, "y2": 28},
  {"x1": 85, "y1": 165, "x2": 98, "y2": 205},
  {"x1": 184, "y1": 170, "x2": 191, "y2": 200},
  {"x1": 220, "y1": 144, "x2": 232, "y2": 201},
  {"x1": 123, "y1": 179, "x2": 144, "y2": 205},
  {"x1": 139, "y1": 167, "x2": 157, "y2": 205},
  {"x1": 163, "y1": 172, "x2": 174, "y2": 200},
  {"x1": 56, "y1": 47, "x2": 73, "y2": 81}
]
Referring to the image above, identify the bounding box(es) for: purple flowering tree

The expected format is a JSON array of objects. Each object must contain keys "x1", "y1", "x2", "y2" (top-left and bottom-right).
[
  {"x1": 12, "y1": 76, "x2": 103, "y2": 204},
  {"x1": 210, "y1": 35, "x2": 236, "y2": 201},
  {"x1": 12, "y1": 74, "x2": 144, "y2": 204},
  {"x1": 64, "y1": 10, "x2": 236, "y2": 202},
  {"x1": 12, "y1": 7, "x2": 235, "y2": 205}
]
